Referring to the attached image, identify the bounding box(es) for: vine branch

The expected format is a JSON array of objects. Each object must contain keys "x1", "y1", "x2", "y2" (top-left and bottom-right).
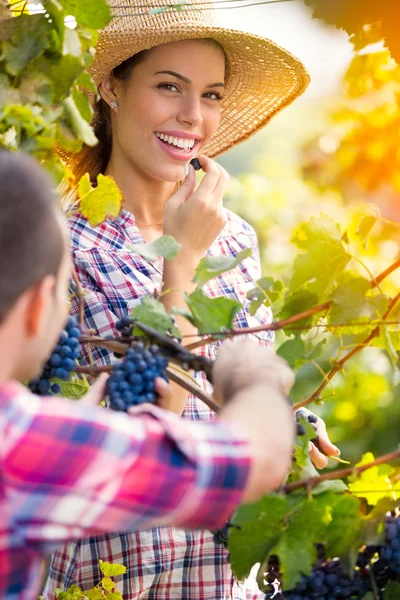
[
  {"x1": 283, "y1": 448, "x2": 400, "y2": 494},
  {"x1": 184, "y1": 302, "x2": 331, "y2": 351}
]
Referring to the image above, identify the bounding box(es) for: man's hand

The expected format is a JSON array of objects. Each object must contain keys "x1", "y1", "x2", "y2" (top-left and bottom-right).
[
  {"x1": 215, "y1": 340, "x2": 296, "y2": 503},
  {"x1": 80, "y1": 373, "x2": 109, "y2": 406},
  {"x1": 214, "y1": 340, "x2": 295, "y2": 405}
]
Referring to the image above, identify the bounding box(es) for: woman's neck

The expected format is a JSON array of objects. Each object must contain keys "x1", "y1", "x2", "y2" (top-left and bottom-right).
[{"x1": 105, "y1": 152, "x2": 177, "y2": 226}]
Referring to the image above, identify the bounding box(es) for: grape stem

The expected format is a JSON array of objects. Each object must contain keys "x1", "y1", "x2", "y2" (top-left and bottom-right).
[
  {"x1": 283, "y1": 448, "x2": 400, "y2": 494},
  {"x1": 72, "y1": 269, "x2": 85, "y2": 327}
]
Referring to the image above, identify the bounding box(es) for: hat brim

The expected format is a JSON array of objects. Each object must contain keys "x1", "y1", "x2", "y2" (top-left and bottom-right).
[{"x1": 90, "y1": 25, "x2": 310, "y2": 158}]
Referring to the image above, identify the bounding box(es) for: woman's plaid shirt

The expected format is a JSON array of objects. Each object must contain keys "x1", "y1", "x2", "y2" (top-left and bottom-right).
[{"x1": 45, "y1": 208, "x2": 273, "y2": 600}]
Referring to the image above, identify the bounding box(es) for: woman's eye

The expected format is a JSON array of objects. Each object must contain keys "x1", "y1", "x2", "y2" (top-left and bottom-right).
[
  {"x1": 204, "y1": 92, "x2": 223, "y2": 101},
  {"x1": 158, "y1": 83, "x2": 179, "y2": 92}
]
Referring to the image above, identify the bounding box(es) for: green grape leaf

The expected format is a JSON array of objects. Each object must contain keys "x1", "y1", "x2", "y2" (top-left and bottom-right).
[
  {"x1": 2, "y1": 16, "x2": 49, "y2": 76},
  {"x1": 58, "y1": 0, "x2": 111, "y2": 28},
  {"x1": 290, "y1": 215, "x2": 351, "y2": 299},
  {"x1": 360, "y1": 497, "x2": 394, "y2": 546},
  {"x1": 130, "y1": 296, "x2": 180, "y2": 339},
  {"x1": 277, "y1": 338, "x2": 326, "y2": 370},
  {"x1": 18, "y1": 73, "x2": 53, "y2": 105},
  {"x1": 246, "y1": 276, "x2": 285, "y2": 315},
  {"x1": 371, "y1": 328, "x2": 400, "y2": 366},
  {"x1": 101, "y1": 576, "x2": 115, "y2": 591},
  {"x1": 36, "y1": 54, "x2": 83, "y2": 102},
  {"x1": 72, "y1": 86, "x2": 93, "y2": 124},
  {"x1": 104, "y1": 593, "x2": 124, "y2": 600},
  {"x1": 99, "y1": 559, "x2": 127, "y2": 577},
  {"x1": 76, "y1": 70, "x2": 97, "y2": 94},
  {"x1": 328, "y1": 273, "x2": 389, "y2": 334},
  {"x1": 355, "y1": 215, "x2": 377, "y2": 241},
  {"x1": 184, "y1": 289, "x2": 241, "y2": 334},
  {"x1": 293, "y1": 417, "x2": 318, "y2": 471},
  {"x1": 273, "y1": 497, "x2": 331, "y2": 589},
  {"x1": 52, "y1": 375, "x2": 90, "y2": 399},
  {"x1": 383, "y1": 581, "x2": 400, "y2": 598},
  {"x1": 229, "y1": 494, "x2": 289, "y2": 580},
  {"x1": 277, "y1": 289, "x2": 319, "y2": 335},
  {"x1": 312, "y1": 478, "x2": 348, "y2": 495},
  {"x1": 193, "y1": 248, "x2": 252, "y2": 288},
  {"x1": 78, "y1": 173, "x2": 123, "y2": 226},
  {"x1": 348, "y1": 452, "x2": 398, "y2": 505},
  {"x1": 63, "y1": 95, "x2": 97, "y2": 147},
  {"x1": 128, "y1": 235, "x2": 181, "y2": 261},
  {"x1": 323, "y1": 494, "x2": 361, "y2": 558}
]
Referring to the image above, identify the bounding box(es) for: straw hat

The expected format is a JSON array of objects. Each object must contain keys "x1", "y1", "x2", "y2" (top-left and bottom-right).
[{"x1": 86, "y1": 0, "x2": 310, "y2": 158}]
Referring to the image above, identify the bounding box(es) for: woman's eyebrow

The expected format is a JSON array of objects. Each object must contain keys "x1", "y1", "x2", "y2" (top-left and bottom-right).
[{"x1": 154, "y1": 70, "x2": 225, "y2": 88}]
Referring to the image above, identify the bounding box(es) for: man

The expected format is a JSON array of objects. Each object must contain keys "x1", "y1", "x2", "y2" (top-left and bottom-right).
[{"x1": 0, "y1": 152, "x2": 296, "y2": 599}]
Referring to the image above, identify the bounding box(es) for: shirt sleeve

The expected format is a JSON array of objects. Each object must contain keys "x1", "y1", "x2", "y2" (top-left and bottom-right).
[{"x1": 3, "y1": 384, "x2": 250, "y2": 551}]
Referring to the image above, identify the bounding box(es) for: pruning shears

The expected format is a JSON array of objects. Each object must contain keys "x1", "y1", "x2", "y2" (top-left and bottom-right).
[{"x1": 134, "y1": 321, "x2": 214, "y2": 384}]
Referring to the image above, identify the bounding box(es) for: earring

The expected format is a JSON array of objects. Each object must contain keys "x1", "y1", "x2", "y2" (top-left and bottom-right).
[{"x1": 110, "y1": 101, "x2": 118, "y2": 110}]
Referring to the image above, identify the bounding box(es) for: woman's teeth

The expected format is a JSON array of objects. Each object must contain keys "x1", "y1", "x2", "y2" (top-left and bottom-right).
[{"x1": 156, "y1": 132, "x2": 196, "y2": 151}]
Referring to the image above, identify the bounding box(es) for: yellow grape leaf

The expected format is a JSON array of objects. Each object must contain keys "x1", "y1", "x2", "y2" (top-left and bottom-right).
[
  {"x1": 78, "y1": 173, "x2": 123, "y2": 226},
  {"x1": 348, "y1": 452, "x2": 397, "y2": 506},
  {"x1": 101, "y1": 577, "x2": 115, "y2": 591}
]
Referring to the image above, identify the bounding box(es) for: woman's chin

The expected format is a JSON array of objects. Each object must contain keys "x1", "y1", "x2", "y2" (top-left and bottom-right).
[{"x1": 153, "y1": 166, "x2": 186, "y2": 184}]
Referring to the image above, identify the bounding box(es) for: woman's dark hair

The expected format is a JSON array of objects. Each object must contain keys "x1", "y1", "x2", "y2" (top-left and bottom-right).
[
  {"x1": 0, "y1": 151, "x2": 64, "y2": 323},
  {"x1": 66, "y1": 39, "x2": 227, "y2": 189}
]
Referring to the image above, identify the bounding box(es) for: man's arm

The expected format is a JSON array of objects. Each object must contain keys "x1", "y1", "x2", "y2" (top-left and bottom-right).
[{"x1": 3, "y1": 382, "x2": 250, "y2": 550}]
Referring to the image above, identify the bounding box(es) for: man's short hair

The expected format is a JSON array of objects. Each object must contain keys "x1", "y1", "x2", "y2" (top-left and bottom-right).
[{"x1": 0, "y1": 152, "x2": 65, "y2": 322}]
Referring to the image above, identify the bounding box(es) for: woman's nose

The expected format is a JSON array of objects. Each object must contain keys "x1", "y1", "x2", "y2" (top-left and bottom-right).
[{"x1": 177, "y1": 95, "x2": 203, "y2": 127}]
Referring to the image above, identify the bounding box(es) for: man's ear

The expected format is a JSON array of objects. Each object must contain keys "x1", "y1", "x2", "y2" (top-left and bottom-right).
[
  {"x1": 98, "y1": 74, "x2": 119, "y2": 106},
  {"x1": 24, "y1": 275, "x2": 56, "y2": 337}
]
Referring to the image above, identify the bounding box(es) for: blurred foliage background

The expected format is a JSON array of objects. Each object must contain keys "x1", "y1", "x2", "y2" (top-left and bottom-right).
[{"x1": 219, "y1": 44, "x2": 400, "y2": 464}]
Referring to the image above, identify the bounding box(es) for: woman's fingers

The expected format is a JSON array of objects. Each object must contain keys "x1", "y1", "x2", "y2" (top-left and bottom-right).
[
  {"x1": 191, "y1": 155, "x2": 223, "y2": 199},
  {"x1": 309, "y1": 442, "x2": 329, "y2": 469}
]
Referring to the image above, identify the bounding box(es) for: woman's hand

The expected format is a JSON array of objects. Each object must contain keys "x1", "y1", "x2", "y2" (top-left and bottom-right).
[
  {"x1": 163, "y1": 155, "x2": 229, "y2": 262},
  {"x1": 297, "y1": 407, "x2": 340, "y2": 469}
]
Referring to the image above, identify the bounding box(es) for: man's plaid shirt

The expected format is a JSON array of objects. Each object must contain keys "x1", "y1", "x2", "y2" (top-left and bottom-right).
[
  {"x1": 45, "y1": 208, "x2": 273, "y2": 599},
  {"x1": 1, "y1": 382, "x2": 250, "y2": 600}
]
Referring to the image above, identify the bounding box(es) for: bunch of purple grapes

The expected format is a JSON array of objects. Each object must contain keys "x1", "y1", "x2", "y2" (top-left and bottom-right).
[
  {"x1": 264, "y1": 514, "x2": 400, "y2": 599},
  {"x1": 107, "y1": 341, "x2": 168, "y2": 411},
  {"x1": 28, "y1": 316, "x2": 81, "y2": 395}
]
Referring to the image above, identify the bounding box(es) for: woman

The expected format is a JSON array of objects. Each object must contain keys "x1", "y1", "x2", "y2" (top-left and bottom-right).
[{"x1": 45, "y1": 1, "x2": 338, "y2": 598}]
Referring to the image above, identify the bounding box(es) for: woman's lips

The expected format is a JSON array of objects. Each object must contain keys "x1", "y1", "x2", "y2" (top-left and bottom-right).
[{"x1": 154, "y1": 134, "x2": 199, "y2": 162}]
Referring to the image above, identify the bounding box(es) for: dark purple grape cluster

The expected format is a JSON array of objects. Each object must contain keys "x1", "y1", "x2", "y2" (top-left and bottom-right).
[
  {"x1": 116, "y1": 315, "x2": 134, "y2": 338},
  {"x1": 28, "y1": 316, "x2": 81, "y2": 395},
  {"x1": 107, "y1": 341, "x2": 168, "y2": 411},
  {"x1": 264, "y1": 515, "x2": 400, "y2": 599}
]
